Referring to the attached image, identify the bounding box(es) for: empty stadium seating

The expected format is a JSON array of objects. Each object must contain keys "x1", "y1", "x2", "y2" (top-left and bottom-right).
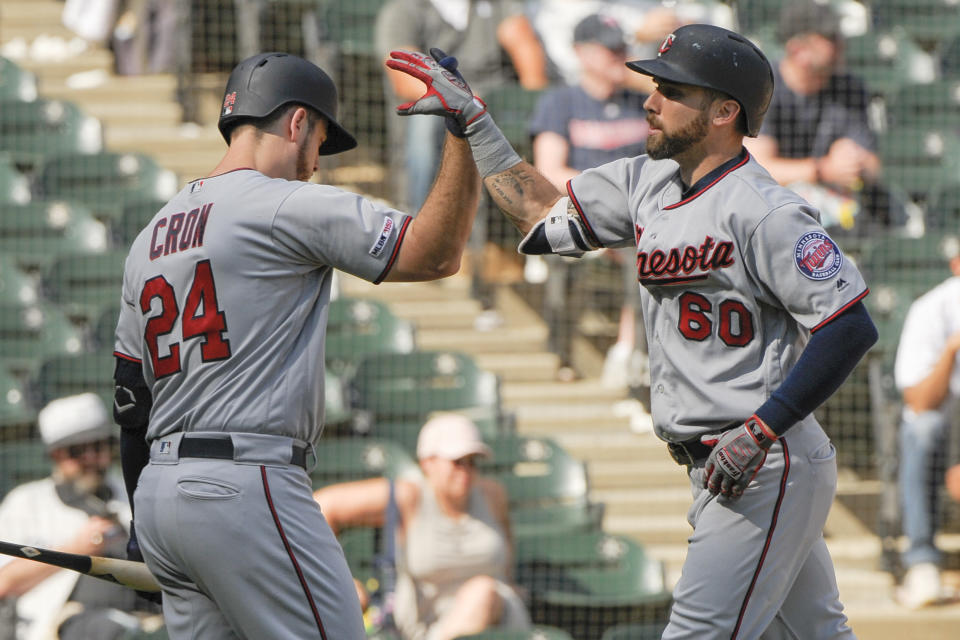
[{"x1": 0, "y1": 201, "x2": 108, "y2": 272}]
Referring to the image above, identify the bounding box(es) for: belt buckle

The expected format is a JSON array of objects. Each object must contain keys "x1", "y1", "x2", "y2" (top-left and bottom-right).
[{"x1": 667, "y1": 441, "x2": 695, "y2": 466}]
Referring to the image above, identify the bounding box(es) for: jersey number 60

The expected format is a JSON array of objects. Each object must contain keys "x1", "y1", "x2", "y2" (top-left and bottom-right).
[
  {"x1": 140, "y1": 259, "x2": 232, "y2": 378},
  {"x1": 678, "y1": 291, "x2": 754, "y2": 347}
]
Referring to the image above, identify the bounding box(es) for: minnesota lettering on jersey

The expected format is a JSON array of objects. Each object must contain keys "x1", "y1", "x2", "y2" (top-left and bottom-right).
[
  {"x1": 149, "y1": 203, "x2": 213, "y2": 260},
  {"x1": 636, "y1": 234, "x2": 735, "y2": 284}
]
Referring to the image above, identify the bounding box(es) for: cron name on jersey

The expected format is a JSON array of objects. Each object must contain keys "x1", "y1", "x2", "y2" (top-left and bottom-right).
[
  {"x1": 636, "y1": 234, "x2": 735, "y2": 285},
  {"x1": 149, "y1": 203, "x2": 213, "y2": 260}
]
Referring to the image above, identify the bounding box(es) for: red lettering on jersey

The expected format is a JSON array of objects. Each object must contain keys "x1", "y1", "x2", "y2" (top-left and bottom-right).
[
  {"x1": 637, "y1": 235, "x2": 735, "y2": 283},
  {"x1": 164, "y1": 212, "x2": 185, "y2": 256},
  {"x1": 149, "y1": 218, "x2": 168, "y2": 261},
  {"x1": 191, "y1": 203, "x2": 212, "y2": 248},
  {"x1": 179, "y1": 208, "x2": 200, "y2": 251}
]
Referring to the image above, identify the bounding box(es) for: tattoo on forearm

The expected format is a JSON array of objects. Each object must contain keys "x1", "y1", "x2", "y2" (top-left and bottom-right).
[{"x1": 486, "y1": 167, "x2": 542, "y2": 227}]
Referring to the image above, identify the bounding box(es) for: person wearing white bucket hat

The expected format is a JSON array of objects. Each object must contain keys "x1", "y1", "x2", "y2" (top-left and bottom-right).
[
  {"x1": 314, "y1": 413, "x2": 529, "y2": 640},
  {"x1": 0, "y1": 393, "x2": 160, "y2": 640}
]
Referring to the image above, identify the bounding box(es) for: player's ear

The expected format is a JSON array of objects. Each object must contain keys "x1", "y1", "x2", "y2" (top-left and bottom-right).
[
  {"x1": 712, "y1": 98, "x2": 741, "y2": 130},
  {"x1": 287, "y1": 106, "x2": 310, "y2": 142}
]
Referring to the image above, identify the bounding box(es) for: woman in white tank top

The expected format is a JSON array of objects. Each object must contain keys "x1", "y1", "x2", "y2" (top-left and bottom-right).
[{"x1": 314, "y1": 414, "x2": 531, "y2": 640}]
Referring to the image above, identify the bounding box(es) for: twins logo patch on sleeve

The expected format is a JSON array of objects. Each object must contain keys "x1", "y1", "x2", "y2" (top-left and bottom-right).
[{"x1": 794, "y1": 231, "x2": 842, "y2": 280}]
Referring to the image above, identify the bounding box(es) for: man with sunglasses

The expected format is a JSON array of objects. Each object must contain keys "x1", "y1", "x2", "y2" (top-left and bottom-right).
[{"x1": 0, "y1": 393, "x2": 161, "y2": 640}]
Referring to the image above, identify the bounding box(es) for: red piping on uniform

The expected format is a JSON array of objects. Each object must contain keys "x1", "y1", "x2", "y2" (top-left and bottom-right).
[
  {"x1": 261, "y1": 466, "x2": 328, "y2": 639},
  {"x1": 811, "y1": 289, "x2": 869, "y2": 332},
  {"x1": 731, "y1": 438, "x2": 790, "y2": 640},
  {"x1": 374, "y1": 215, "x2": 413, "y2": 284},
  {"x1": 566, "y1": 180, "x2": 604, "y2": 248},
  {"x1": 665, "y1": 153, "x2": 751, "y2": 210},
  {"x1": 113, "y1": 351, "x2": 141, "y2": 364}
]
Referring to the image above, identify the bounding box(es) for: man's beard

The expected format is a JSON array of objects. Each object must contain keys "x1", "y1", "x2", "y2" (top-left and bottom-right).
[
  {"x1": 296, "y1": 137, "x2": 314, "y2": 181},
  {"x1": 646, "y1": 110, "x2": 711, "y2": 160}
]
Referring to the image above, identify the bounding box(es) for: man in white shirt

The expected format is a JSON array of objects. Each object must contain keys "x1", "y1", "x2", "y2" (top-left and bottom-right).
[
  {"x1": 0, "y1": 393, "x2": 159, "y2": 640},
  {"x1": 893, "y1": 241, "x2": 960, "y2": 608}
]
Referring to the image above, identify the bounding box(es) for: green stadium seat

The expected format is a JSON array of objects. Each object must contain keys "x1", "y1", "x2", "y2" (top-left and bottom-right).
[
  {"x1": 483, "y1": 84, "x2": 543, "y2": 162},
  {"x1": 32, "y1": 350, "x2": 115, "y2": 409},
  {"x1": 42, "y1": 250, "x2": 127, "y2": 322},
  {"x1": 311, "y1": 436, "x2": 420, "y2": 487},
  {"x1": 859, "y1": 233, "x2": 958, "y2": 291},
  {"x1": 321, "y1": 0, "x2": 387, "y2": 57},
  {"x1": 0, "y1": 57, "x2": 37, "y2": 102},
  {"x1": 0, "y1": 255, "x2": 40, "y2": 306},
  {"x1": 0, "y1": 201, "x2": 109, "y2": 272},
  {"x1": 457, "y1": 627, "x2": 576, "y2": 640},
  {"x1": 326, "y1": 297, "x2": 415, "y2": 377},
  {"x1": 0, "y1": 438, "x2": 48, "y2": 500},
  {"x1": 515, "y1": 532, "x2": 671, "y2": 640},
  {"x1": 936, "y1": 32, "x2": 960, "y2": 79},
  {"x1": 877, "y1": 127, "x2": 960, "y2": 201},
  {"x1": 113, "y1": 199, "x2": 166, "y2": 247},
  {"x1": 366, "y1": 406, "x2": 513, "y2": 453},
  {"x1": 599, "y1": 622, "x2": 668, "y2": 640},
  {"x1": 0, "y1": 304, "x2": 86, "y2": 377},
  {"x1": 350, "y1": 351, "x2": 501, "y2": 422},
  {"x1": 0, "y1": 366, "x2": 36, "y2": 435},
  {"x1": 843, "y1": 29, "x2": 936, "y2": 99},
  {"x1": 871, "y1": 0, "x2": 960, "y2": 46},
  {"x1": 35, "y1": 152, "x2": 179, "y2": 222},
  {"x1": 884, "y1": 80, "x2": 960, "y2": 130},
  {"x1": 0, "y1": 98, "x2": 103, "y2": 169},
  {"x1": 0, "y1": 156, "x2": 31, "y2": 205},
  {"x1": 924, "y1": 179, "x2": 960, "y2": 231}
]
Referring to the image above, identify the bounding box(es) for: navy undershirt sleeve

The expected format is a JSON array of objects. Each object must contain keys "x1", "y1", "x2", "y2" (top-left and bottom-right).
[{"x1": 755, "y1": 301, "x2": 878, "y2": 437}]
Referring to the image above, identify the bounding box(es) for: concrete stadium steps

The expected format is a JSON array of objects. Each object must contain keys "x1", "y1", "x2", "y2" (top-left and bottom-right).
[
  {"x1": 75, "y1": 101, "x2": 184, "y2": 128},
  {"x1": 14, "y1": 48, "x2": 114, "y2": 82}
]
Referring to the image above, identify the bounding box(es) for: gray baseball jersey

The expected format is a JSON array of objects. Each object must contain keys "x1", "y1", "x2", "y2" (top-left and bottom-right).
[
  {"x1": 115, "y1": 169, "x2": 410, "y2": 444},
  {"x1": 520, "y1": 149, "x2": 860, "y2": 639},
  {"x1": 527, "y1": 150, "x2": 867, "y2": 442},
  {"x1": 114, "y1": 169, "x2": 409, "y2": 640}
]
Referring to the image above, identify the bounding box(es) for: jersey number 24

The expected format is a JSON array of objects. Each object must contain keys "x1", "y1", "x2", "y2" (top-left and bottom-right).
[{"x1": 140, "y1": 259, "x2": 232, "y2": 378}]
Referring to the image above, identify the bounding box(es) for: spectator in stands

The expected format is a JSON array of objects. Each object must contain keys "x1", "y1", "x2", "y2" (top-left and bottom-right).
[
  {"x1": 0, "y1": 393, "x2": 161, "y2": 639},
  {"x1": 313, "y1": 413, "x2": 530, "y2": 640},
  {"x1": 111, "y1": 0, "x2": 178, "y2": 75},
  {"x1": 743, "y1": 0, "x2": 895, "y2": 236},
  {"x1": 947, "y1": 463, "x2": 960, "y2": 503},
  {"x1": 375, "y1": 0, "x2": 550, "y2": 213},
  {"x1": 893, "y1": 241, "x2": 960, "y2": 609},
  {"x1": 375, "y1": 0, "x2": 550, "y2": 328},
  {"x1": 527, "y1": 13, "x2": 650, "y2": 386},
  {"x1": 531, "y1": 0, "x2": 684, "y2": 90}
]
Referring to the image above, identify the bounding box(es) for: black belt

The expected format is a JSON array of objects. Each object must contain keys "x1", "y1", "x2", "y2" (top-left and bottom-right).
[
  {"x1": 179, "y1": 436, "x2": 308, "y2": 470},
  {"x1": 667, "y1": 439, "x2": 714, "y2": 466},
  {"x1": 667, "y1": 422, "x2": 742, "y2": 466}
]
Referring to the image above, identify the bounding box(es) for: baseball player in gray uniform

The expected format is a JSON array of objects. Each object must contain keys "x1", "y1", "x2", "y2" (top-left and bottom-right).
[
  {"x1": 112, "y1": 51, "x2": 485, "y2": 639},
  {"x1": 387, "y1": 25, "x2": 879, "y2": 639}
]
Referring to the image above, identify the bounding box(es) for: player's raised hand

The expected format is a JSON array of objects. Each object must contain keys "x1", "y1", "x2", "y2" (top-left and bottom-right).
[
  {"x1": 386, "y1": 48, "x2": 487, "y2": 137},
  {"x1": 701, "y1": 415, "x2": 777, "y2": 498}
]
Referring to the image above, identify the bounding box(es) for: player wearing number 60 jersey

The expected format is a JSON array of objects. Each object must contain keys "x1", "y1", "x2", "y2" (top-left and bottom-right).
[
  {"x1": 112, "y1": 51, "x2": 482, "y2": 639},
  {"x1": 388, "y1": 25, "x2": 880, "y2": 640}
]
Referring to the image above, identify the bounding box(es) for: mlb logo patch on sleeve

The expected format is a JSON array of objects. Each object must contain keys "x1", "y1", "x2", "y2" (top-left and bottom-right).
[
  {"x1": 369, "y1": 217, "x2": 395, "y2": 257},
  {"x1": 794, "y1": 231, "x2": 842, "y2": 280}
]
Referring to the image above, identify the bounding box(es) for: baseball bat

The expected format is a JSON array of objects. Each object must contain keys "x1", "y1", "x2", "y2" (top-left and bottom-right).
[{"x1": 0, "y1": 540, "x2": 161, "y2": 592}]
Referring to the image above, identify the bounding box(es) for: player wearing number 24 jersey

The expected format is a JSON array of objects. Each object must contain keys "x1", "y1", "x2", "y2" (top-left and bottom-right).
[
  {"x1": 390, "y1": 24, "x2": 879, "y2": 640},
  {"x1": 112, "y1": 52, "x2": 481, "y2": 639}
]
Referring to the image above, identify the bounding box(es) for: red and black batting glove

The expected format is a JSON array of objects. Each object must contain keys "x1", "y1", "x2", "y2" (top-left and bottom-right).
[
  {"x1": 701, "y1": 415, "x2": 778, "y2": 498},
  {"x1": 386, "y1": 47, "x2": 487, "y2": 137}
]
